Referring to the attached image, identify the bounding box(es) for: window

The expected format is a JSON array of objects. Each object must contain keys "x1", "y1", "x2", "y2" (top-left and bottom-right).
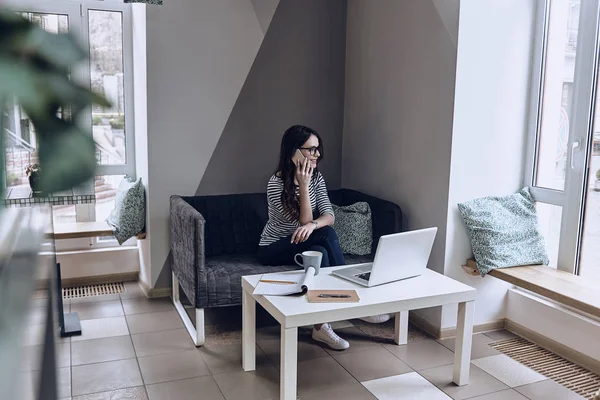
[
  {"x1": 3, "y1": 0, "x2": 135, "y2": 249},
  {"x1": 526, "y1": 0, "x2": 600, "y2": 276}
]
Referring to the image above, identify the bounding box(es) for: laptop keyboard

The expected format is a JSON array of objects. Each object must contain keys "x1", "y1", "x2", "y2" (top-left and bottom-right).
[{"x1": 355, "y1": 272, "x2": 371, "y2": 281}]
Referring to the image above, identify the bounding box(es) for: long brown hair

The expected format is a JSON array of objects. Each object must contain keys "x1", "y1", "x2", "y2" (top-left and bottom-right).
[{"x1": 275, "y1": 125, "x2": 324, "y2": 220}]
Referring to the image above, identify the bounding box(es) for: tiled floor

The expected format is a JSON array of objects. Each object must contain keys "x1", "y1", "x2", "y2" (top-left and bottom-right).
[{"x1": 22, "y1": 282, "x2": 586, "y2": 400}]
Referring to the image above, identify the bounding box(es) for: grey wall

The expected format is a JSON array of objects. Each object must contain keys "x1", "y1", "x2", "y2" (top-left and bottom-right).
[
  {"x1": 343, "y1": 0, "x2": 459, "y2": 329},
  {"x1": 343, "y1": 0, "x2": 458, "y2": 272},
  {"x1": 197, "y1": 0, "x2": 347, "y2": 195},
  {"x1": 143, "y1": 0, "x2": 267, "y2": 288}
]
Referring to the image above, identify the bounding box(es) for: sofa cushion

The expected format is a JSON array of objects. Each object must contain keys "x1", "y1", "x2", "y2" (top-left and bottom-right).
[
  {"x1": 332, "y1": 202, "x2": 373, "y2": 255},
  {"x1": 182, "y1": 194, "x2": 267, "y2": 257},
  {"x1": 203, "y1": 254, "x2": 299, "y2": 307}
]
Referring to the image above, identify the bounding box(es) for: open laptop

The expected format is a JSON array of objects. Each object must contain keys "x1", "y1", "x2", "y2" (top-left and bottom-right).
[{"x1": 332, "y1": 227, "x2": 437, "y2": 287}]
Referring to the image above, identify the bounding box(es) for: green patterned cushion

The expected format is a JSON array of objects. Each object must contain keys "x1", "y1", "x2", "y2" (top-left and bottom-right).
[
  {"x1": 106, "y1": 178, "x2": 146, "y2": 245},
  {"x1": 458, "y1": 187, "x2": 549, "y2": 276},
  {"x1": 332, "y1": 202, "x2": 373, "y2": 256}
]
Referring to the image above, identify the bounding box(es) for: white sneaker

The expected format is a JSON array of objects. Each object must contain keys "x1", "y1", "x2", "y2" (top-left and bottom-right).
[
  {"x1": 312, "y1": 323, "x2": 350, "y2": 350},
  {"x1": 360, "y1": 314, "x2": 391, "y2": 324}
]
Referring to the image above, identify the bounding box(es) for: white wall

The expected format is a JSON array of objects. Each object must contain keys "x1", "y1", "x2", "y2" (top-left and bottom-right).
[
  {"x1": 508, "y1": 289, "x2": 600, "y2": 363},
  {"x1": 143, "y1": 0, "x2": 266, "y2": 287},
  {"x1": 343, "y1": 0, "x2": 459, "y2": 329},
  {"x1": 132, "y1": 4, "x2": 151, "y2": 285},
  {"x1": 442, "y1": 0, "x2": 536, "y2": 328}
]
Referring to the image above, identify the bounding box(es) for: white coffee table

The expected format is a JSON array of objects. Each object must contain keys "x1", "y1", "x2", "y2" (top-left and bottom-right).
[{"x1": 241, "y1": 265, "x2": 476, "y2": 400}]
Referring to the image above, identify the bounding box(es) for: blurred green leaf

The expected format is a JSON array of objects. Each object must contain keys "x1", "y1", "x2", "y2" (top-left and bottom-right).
[
  {"x1": 0, "y1": 11, "x2": 111, "y2": 193},
  {"x1": 24, "y1": 28, "x2": 86, "y2": 69},
  {"x1": 38, "y1": 127, "x2": 97, "y2": 192}
]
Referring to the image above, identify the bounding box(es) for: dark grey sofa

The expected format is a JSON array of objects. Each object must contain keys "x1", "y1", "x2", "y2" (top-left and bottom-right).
[{"x1": 169, "y1": 189, "x2": 403, "y2": 345}]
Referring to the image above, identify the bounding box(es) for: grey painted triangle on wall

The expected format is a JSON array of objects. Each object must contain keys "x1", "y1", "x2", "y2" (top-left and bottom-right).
[{"x1": 251, "y1": 0, "x2": 280, "y2": 34}]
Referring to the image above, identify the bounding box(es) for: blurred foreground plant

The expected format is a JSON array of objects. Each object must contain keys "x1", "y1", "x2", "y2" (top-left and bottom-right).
[{"x1": 0, "y1": 11, "x2": 110, "y2": 200}]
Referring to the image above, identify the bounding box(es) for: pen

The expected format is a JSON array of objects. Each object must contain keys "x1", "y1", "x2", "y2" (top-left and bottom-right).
[
  {"x1": 318, "y1": 294, "x2": 351, "y2": 298},
  {"x1": 259, "y1": 279, "x2": 297, "y2": 284}
]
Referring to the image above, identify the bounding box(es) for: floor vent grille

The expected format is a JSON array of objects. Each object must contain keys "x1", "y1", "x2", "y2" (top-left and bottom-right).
[
  {"x1": 490, "y1": 337, "x2": 600, "y2": 399},
  {"x1": 63, "y1": 282, "x2": 125, "y2": 299}
]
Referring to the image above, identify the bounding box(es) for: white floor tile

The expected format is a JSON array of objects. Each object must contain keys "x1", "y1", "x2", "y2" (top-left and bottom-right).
[
  {"x1": 472, "y1": 355, "x2": 547, "y2": 387},
  {"x1": 362, "y1": 372, "x2": 451, "y2": 400}
]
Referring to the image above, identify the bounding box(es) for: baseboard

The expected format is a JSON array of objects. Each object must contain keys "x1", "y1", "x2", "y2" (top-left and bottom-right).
[
  {"x1": 138, "y1": 276, "x2": 172, "y2": 299},
  {"x1": 506, "y1": 319, "x2": 600, "y2": 375},
  {"x1": 410, "y1": 311, "x2": 506, "y2": 339},
  {"x1": 36, "y1": 271, "x2": 138, "y2": 289},
  {"x1": 62, "y1": 272, "x2": 138, "y2": 288},
  {"x1": 439, "y1": 319, "x2": 507, "y2": 339}
]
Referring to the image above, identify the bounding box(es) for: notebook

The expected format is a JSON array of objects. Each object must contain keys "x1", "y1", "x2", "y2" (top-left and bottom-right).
[{"x1": 253, "y1": 268, "x2": 316, "y2": 296}]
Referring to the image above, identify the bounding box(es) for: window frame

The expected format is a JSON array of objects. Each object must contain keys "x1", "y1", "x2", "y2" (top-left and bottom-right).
[
  {"x1": 7, "y1": 0, "x2": 137, "y2": 250},
  {"x1": 525, "y1": 0, "x2": 600, "y2": 274}
]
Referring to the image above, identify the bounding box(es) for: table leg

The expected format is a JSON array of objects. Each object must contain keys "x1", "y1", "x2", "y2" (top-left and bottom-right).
[
  {"x1": 280, "y1": 326, "x2": 298, "y2": 400},
  {"x1": 453, "y1": 301, "x2": 474, "y2": 386},
  {"x1": 242, "y1": 288, "x2": 256, "y2": 372},
  {"x1": 394, "y1": 311, "x2": 409, "y2": 345}
]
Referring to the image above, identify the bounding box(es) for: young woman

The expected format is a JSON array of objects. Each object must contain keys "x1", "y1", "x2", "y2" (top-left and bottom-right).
[{"x1": 258, "y1": 125, "x2": 390, "y2": 350}]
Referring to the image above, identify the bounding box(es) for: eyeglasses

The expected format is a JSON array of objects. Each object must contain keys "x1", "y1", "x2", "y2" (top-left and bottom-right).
[{"x1": 299, "y1": 147, "x2": 321, "y2": 156}]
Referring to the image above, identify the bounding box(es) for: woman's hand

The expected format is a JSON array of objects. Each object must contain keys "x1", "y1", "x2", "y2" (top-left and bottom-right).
[
  {"x1": 291, "y1": 223, "x2": 316, "y2": 244},
  {"x1": 295, "y1": 157, "x2": 313, "y2": 188}
]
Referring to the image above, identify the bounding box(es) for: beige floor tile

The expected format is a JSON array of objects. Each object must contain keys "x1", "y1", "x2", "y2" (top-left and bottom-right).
[
  {"x1": 297, "y1": 357, "x2": 358, "y2": 395},
  {"x1": 71, "y1": 359, "x2": 143, "y2": 396},
  {"x1": 198, "y1": 343, "x2": 270, "y2": 375},
  {"x1": 419, "y1": 363, "x2": 509, "y2": 399},
  {"x1": 120, "y1": 282, "x2": 146, "y2": 299},
  {"x1": 467, "y1": 389, "x2": 529, "y2": 399},
  {"x1": 71, "y1": 317, "x2": 130, "y2": 342},
  {"x1": 121, "y1": 298, "x2": 174, "y2": 315},
  {"x1": 332, "y1": 346, "x2": 413, "y2": 382},
  {"x1": 362, "y1": 372, "x2": 451, "y2": 400},
  {"x1": 213, "y1": 364, "x2": 279, "y2": 400},
  {"x1": 72, "y1": 386, "x2": 148, "y2": 400},
  {"x1": 472, "y1": 355, "x2": 547, "y2": 387},
  {"x1": 437, "y1": 334, "x2": 501, "y2": 360},
  {"x1": 70, "y1": 300, "x2": 124, "y2": 320},
  {"x1": 146, "y1": 376, "x2": 224, "y2": 400},
  {"x1": 18, "y1": 368, "x2": 71, "y2": 400},
  {"x1": 72, "y1": 336, "x2": 135, "y2": 366},
  {"x1": 138, "y1": 350, "x2": 210, "y2": 385},
  {"x1": 483, "y1": 330, "x2": 519, "y2": 341},
  {"x1": 384, "y1": 338, "x2": 455, "y2": 371},
  {"x1": 515, "y1": 379, "x2": 585, "y2": 399},
  {"x1": 21, "y1": 342, "x2": 70, "y2": 371},
  {"x1": 24, "y1": 323, "x2": 71, "y2": 346},
  {"x1": 58, "y1": 367, "x2": 71, "y2": 399},
  {"x1": 322, "y1": 326, "x2": 384, "y2": 355},
  {"x1": 125, "y1": 310, "x2": 184, "y2": 335},
  {"x1": 257, "y1": 337, "x2": 329, "y2": 368},
  {"x1": 131, "y1": 329, "x2": 195, "y2": 357},
  {"x1": 298, "y1": 381, "x2": 377, "y2": 400}
]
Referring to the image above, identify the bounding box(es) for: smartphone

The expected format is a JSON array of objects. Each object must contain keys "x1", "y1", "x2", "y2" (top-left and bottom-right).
[{"x1": 292, "y1": 149, "x2": 306, "y2": 167}]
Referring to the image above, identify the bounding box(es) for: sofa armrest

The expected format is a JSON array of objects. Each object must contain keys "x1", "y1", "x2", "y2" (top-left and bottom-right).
[
  {"x1": 170, "y1": 195, "x2": 207, "y2": 308},
  {"x1": 330, "y1": 189, "x2": 403, "y2": 254}
]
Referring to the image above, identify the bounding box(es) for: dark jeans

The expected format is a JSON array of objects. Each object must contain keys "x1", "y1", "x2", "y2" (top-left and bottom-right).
[{"x1": 257, "y1": 226, "x2": 346, "y2": 267}]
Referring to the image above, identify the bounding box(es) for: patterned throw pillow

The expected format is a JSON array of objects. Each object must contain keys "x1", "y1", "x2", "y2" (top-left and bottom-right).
[
  {"x1": 106, "y1": 178, "x2": 146, "y2": 245},
  {"x1": 457, "y1": 187, "x2": 549, "y2": 276},
  {"x1": 332, "y1": 202, "x2": 373, "y2": 256}
]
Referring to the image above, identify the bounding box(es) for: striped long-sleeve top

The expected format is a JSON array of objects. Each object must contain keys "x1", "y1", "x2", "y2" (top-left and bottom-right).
[{"x1": 259, "y1": 172, "x2": 334, "y2": 246}]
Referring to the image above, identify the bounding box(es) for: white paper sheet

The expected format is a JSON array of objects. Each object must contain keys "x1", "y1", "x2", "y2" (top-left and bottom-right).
[{"x1": 253, "y1": 267, "x2": 316, "y2": 296}]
